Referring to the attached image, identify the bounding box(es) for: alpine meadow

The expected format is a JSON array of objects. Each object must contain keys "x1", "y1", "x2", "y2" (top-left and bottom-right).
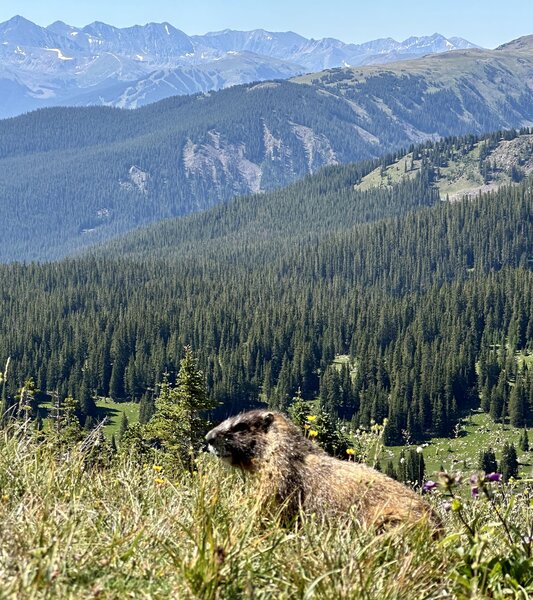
[{"x1": 0, "y1": 5, "x2": 532, "y2": 599}]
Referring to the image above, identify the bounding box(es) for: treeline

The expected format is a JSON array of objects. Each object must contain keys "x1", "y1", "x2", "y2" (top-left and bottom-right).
[{"x1": 0, "y1": 158, "x2": 531, "y2": 440}]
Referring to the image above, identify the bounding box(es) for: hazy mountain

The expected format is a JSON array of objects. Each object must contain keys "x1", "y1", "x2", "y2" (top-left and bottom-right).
[
  {"x1": 0, "y1": 15, "x2": 479, "y2": 118},
  {"x1": 2, "y1": 35, "x2": 533, "y2": 261},
  {"x1": 196, "y1": 30, "x2": 477, "y2": 70}
]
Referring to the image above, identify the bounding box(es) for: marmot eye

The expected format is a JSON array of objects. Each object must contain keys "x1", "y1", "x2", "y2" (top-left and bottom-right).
[{"x1": 232, "y1": 422, "x2": 248, "y2": 433}]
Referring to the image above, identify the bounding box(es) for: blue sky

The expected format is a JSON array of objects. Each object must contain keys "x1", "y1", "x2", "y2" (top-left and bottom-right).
[{"x1": 1, "y1": 0, "x2": 531, "y2": 48}]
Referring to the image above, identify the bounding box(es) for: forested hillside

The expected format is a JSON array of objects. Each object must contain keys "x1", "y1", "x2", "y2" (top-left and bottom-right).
[
  {"x1": 3, "y1": 36, "x2": 533, "y2": 261},
  {"x1": 1, "y1": 130, "x2": 531, "y2": 442}
]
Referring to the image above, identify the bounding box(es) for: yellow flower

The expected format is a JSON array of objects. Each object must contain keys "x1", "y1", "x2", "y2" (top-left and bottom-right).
[
  {"x1": 303, "y1": 424, "x2": 310, "y2": 430},
  {"x1": 152, "y1": 465, "x2": 163, "y2": 472},
  {"x1": 306, "y1": 415, "x2": 317, "y2": 422},
  {"x1": 308, "y1": 429, "x2": 319, "y2": 438},
  {"x1": 154, "y1": 477, "x2": 166, "y2": 485},
  {"x1": 346, "y1": 448, "x2": 355, "y2": 455}
]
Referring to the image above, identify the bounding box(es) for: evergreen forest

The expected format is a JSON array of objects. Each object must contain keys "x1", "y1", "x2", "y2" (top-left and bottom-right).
[{"x1": 0, "y1": 130, "x2": 531, "y2": 444}]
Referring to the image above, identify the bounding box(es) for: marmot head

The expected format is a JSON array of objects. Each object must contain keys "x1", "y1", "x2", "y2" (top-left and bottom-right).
[{"x1": 205, "y1": 409, "x2": 276, "y2": 470}]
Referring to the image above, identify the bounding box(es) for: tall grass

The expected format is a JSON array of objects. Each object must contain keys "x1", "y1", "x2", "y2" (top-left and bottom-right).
[{"x1": 0, "y1": 426, "x2": 531, "y2": 599}]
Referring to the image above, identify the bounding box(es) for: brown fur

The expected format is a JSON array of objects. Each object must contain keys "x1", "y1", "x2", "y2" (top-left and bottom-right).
[{"x1": 206, "y1": 410, "x2": 441, "y2": 531}]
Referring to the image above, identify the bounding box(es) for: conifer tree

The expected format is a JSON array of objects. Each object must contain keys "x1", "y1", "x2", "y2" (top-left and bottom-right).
[
  {"x1": 520, "y1": 428, "x2": 530, "y2": 452},
  {"x1": 118, "y1": 412, "x2": 129, "y2": 441},
  {"x1": 478, "y1": 447, "x2": 498, "y2": 473},
  {"x1": 501, "y1": 442, "x2": 519, "y2": 482},
  {"x1": 145, "y1": 347, "x2": 216, "y2": 467},
  {"x1": 509, "y1": 378, "x2": 526, "y2": 427}
]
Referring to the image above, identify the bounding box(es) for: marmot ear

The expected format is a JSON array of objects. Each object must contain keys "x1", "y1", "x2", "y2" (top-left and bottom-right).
[{"x1": 262, "y1": 412, "x2": 274, "y2": 429}]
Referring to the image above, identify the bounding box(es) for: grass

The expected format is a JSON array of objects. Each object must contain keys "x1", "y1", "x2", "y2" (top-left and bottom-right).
[
  {"x1": 383, "y1": 412, "x2": 532, "y2": 480},
  {"x1": 36, "y1": 397, "x2": 140, "y2": 439},
  {"x1": 0, "y1": 425, "x2": 532, "y2": 598},
  {"x1": 95, "y1": 399, "x2": 140, "y2": 438}
]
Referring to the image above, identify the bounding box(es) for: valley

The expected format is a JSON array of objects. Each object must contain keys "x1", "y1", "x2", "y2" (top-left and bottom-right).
[{"x1": 0, "y1": 10, "x2": 532, "y2": 596}]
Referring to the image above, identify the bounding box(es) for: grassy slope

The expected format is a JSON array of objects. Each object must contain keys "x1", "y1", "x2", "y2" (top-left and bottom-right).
[
  {"x1": 36, "y1": 398, "x2": 140, "y2": 439},
  {"x1": 95, "y1": 399, "x2": 140, "y2": 438},
  {"x1": 1, "y1": 427, "x2": 532, "y2": 599},
  {"x1": 383, "y1": 412, "x2": 533, "y2": 480},
  {"x1": 356, "y1": 134, "x2": 533, "y2": 199}
]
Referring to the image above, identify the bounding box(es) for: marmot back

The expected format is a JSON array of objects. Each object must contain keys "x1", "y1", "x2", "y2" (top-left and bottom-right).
[{"x1": 206, "y1": 410, "x2": 441, "y2": 531}]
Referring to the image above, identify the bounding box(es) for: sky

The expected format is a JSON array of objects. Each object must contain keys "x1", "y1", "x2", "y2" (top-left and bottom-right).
[{"x1": 1, "y1": 0, "x2": 531, "y2": 49}]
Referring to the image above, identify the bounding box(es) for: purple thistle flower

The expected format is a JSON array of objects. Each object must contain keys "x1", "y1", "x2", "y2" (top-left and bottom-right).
[
  {"x1": 486, "y1": 472, "x2": 502, "y2": 482},
  {"x1": 423, "y1": 480, "x2": 438, "y2": 492},
  {"x1": 471, "y1": 486, "x2": 479, "y2": 497},
  {"x1": 470, "y1": 474, "x2": 478, "y2": 485}
]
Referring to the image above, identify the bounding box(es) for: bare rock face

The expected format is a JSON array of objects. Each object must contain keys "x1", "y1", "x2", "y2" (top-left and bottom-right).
[
  {"x1": 183, "y1": 133, "x2": 262, "y2": 196},
  {"x1": 291, "y1": 123, "x2": 338, "y2": 172},
  {"x1": 120, "y1": 165, "x2": 150, "y2": 194}
]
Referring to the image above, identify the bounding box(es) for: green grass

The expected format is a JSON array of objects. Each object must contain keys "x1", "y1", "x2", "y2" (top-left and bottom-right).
[
  {"x1": 95, "y1": 399, "x2": 140, "y2": 438},
  {"x1": 36, "y1": 397, "x2": 140, "y2": 439},
  {"x1": 383, "y1": 412, "x2": 532, "y2": 479},
  {"x1": 0, "y1": 425, "x2": 532, "y2": 598}
]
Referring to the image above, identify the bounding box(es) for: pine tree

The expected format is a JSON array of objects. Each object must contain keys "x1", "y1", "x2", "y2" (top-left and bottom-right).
[
  {"x1": 501, "y1": 442, "x2": 519, "y2": 482},
  {"x1": 405, "y1": 448, "x2": 425, "y2": 487},
  {"x1": 519, "y1": 428, "x2": 530, "y2": 452},
  {"x1": 118, "y1": 412, "x2": 129, "y2": 441},
  {"x1": 509, "y1": 378, "x2": 526, "y2": 427},
  {"x1": 138, "y1": 394, "x2": 156, "y2": 424},
  {"x1": 144, "y1": 347, "x2": 216, "y2": 467},
  {"x1": 478, "y1": 447, "x2": 498, "y2": 473}
]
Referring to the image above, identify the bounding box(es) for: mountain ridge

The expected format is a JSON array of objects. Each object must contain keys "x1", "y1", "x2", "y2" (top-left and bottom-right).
[
  {"x1": 0, "y1": 15, "x2": 479, "y2": 118},
  {"x1": 2, "y1": 36, "x2": 533, "y2": 261}
]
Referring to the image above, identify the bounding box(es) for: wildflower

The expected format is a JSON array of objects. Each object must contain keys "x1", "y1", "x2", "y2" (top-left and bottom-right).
[
  {"x1": 486, "y1": 472, "x2": 502, "y2": 482},
  {"x1": 416, "y1": 446, "x2": 423, "y2": 454},
  {"x1": 451, "y1": 498, "x2": 462, "y2": 512},
  {"x1": 399, "y1": 457, "x2": 405, "y2": 464},
  {"x1": 308, "y1": 429, "x2": 319, "y2": 438},
  {"x1": 154, "y1": 477, "x2": 166, "y2": 485},
  {"x1": 471, "y1": 486, "x2": 479, "y2": 498},
  {"x1": 1, "y1": 494, "x2": 8, "y2": 503},
  {"x1": 442, "y1": 501, "x2": 452, "y2": 512},
  {"x1": 422, "y1": 480, "x2": 438, "y2": 492},
  {"x1": 306, "y1": 415, "x2": 317, "y2": 422},
  {"x1": 303, "y1": 424, "x2": 310, "y2": 430},
  {"x1": 152, "y1": 465, "x2": 163, "y2": 472},
  {"x1": 346, "y1": 448, "x2": 355, "y2": 456}
]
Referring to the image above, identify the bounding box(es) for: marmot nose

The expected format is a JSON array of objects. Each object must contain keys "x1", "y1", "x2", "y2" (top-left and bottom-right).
[{"x1": 205, "y1": 429, "x2": 216, "y2": 443}]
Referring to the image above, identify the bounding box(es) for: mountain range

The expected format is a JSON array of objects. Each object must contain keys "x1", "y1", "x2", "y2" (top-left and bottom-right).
[
  {"x1": 3, "y1": 31, "x2": 533, "y2": 261},
  {"x1": 0, "y1": 15, "x2": 478, "y2": 118}
]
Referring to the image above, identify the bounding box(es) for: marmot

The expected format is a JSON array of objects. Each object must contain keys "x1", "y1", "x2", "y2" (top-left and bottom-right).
[{"x1": 206, "y1": 409, "x2": 440, "y2": 531}]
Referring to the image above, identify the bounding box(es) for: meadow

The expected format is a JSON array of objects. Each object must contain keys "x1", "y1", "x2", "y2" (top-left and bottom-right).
[{"x1": 0, "y1": 423, "x2": 532, "y2": 599}]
